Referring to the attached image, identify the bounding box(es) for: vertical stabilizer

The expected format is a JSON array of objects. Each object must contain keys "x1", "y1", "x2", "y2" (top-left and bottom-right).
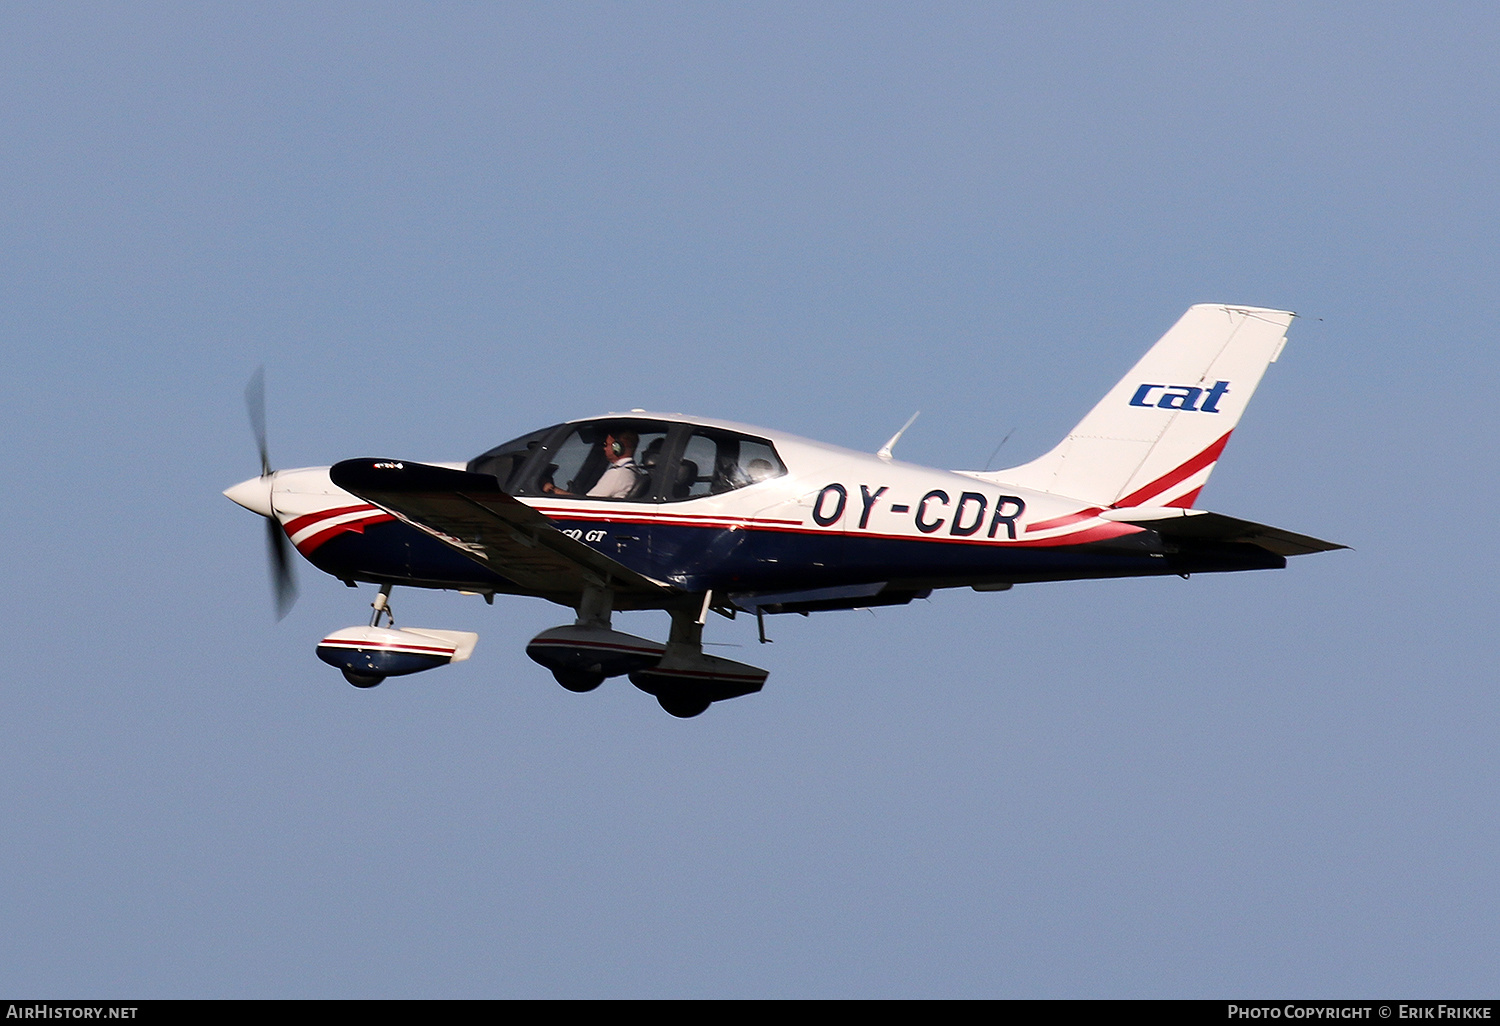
[{"x1": 978, "y1": 304, "x2": 1294, "y2": 508}]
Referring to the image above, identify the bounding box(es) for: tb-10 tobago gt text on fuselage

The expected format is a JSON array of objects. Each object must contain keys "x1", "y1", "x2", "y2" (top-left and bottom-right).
[{"x1": 225, "y1": 304, "x2": 1343, "y2": 718}]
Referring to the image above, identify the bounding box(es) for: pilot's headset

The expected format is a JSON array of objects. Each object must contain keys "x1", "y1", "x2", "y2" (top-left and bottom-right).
[{"x1": 608, "y1": 430, "x2": 639, "y2": 460}]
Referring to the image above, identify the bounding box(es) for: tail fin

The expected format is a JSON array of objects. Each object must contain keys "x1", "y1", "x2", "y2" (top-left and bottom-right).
[{"x1": 979, "y1": 304, "x2": 1294, "y2": 508}]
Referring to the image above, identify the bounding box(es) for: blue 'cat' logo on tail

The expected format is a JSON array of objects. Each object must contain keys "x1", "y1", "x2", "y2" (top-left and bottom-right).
[{"x1": 1129, "y1": 380, "x2": 1230, "y2": 413}]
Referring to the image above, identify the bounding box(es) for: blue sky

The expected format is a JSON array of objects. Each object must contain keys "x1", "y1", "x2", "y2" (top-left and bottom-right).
[{"x1": 3, "y1": 2, "x2": 1497, "y2": 997}]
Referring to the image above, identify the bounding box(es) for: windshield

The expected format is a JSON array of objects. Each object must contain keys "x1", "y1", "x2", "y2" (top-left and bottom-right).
[{"x1": 469, "y1": 419, "x2": 786, "y2": 502}]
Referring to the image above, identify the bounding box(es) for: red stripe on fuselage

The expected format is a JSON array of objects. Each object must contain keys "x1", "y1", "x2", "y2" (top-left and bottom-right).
[
  {"x1": 529, "y1": 505, "x2": 802, "y2": 528},
  {"x1": 1025, "y1": 507, "x2": 1104, "y2": 533},
  {"x1": 1005, "y1": 521, "x2": 1141, "y2": 547},
  {"x1": 283, "y1": 504, "x2": 380, "y2": 536},
  {"x1": 292, "y1": 513, "x2": 396, "y2": 555},
  {"x1": 540, "y1": 514, "x2": 1141, "y2": 549}
]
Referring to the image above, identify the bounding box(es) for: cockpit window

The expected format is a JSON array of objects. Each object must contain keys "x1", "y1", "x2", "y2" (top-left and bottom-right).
[
  {"x1": 470, "y1": 419, "x2": 785, "y2": 503},
  {"x1": 524, "y1": 420, "x2": 668, "y2": 501},
  {"x1": 467, "y1": 425, "x2": 559, "y2": 491},
  {"x1": 675, "y1": 429, "x2": 786, "y2": 499}
]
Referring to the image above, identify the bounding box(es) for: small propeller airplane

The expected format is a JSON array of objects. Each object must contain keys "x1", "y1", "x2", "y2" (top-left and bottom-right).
[{"x1": 226, "y1": 304, "x2": 1342, "y2": 717}]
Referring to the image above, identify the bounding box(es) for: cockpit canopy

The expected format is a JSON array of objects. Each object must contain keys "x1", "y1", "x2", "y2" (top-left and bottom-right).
[{"x1": 468, "y1": 418, "x2": 787, "y2": 502}]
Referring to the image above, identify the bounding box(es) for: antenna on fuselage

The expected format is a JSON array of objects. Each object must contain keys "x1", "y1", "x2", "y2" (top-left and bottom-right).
[
  {"x1": 877, "y1": 411, "x2": 920, "y2": 461},
  {"x1": 982, "y1": 428, "x2": 1017, "y2": 472}
]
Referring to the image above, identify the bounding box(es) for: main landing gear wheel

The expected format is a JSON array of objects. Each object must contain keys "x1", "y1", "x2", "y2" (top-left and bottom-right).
[
  {"x1": 342, "y1": 668, "x2": 385, "y2": 688},
  {"x1": 552, "y1": 668, "x2": 605, "y2": 693},
  {"x1": 656, "y1": 689, "x2": 711, "y2": 719}
]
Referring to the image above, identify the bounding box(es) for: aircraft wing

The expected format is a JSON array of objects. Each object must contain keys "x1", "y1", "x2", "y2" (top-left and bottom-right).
[
  {"x1": 330, "y1": 459, "x2": 676, "y2": 598},
  {"x1": 1100, "y1": 507, "x2": 1346, "y2": 557}
]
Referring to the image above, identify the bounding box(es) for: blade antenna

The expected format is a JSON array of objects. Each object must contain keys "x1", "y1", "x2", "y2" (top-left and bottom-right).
[
  {"x1": 982, "y1": 428, "x2": 1016, "y2": 472},
  {"x1": 877, "y1": 411, "x2": 920, "y2": 461}
]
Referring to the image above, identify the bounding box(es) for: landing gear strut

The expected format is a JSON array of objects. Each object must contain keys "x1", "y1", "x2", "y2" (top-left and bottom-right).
[
  {"x1": 340, "y1": 585, "x2": 396, "y2": 688},
  {"x1": 628, "y1": 595, "x2": 767, "y2": 718},
  {"x1": 527, "y1": 584, "x2": 663, "y2": 694},
  {"x1": 526, "y1": 588, "x2": 768, "y2": 716},
  {"x1": 369, "y1": 584, "x2": 395, "y2": 629}
]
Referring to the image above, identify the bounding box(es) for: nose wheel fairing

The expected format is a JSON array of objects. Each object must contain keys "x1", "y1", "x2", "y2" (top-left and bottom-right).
[{"x1": 315, "y1": 626, "x2": 479, "y2": 681}]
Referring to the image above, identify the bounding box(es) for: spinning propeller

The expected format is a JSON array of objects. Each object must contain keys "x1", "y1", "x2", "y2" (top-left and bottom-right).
[{"x1": 225, "y1": 367, "x2": 298, "y2": 620}]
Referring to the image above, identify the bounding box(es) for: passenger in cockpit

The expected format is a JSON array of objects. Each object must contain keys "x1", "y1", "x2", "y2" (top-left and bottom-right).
[{"x1": 746, "y1": 458, "x2": 776, "y2": 483}]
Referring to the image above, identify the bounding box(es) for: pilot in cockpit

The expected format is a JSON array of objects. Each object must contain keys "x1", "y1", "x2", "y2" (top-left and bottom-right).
[
  {"x1": 541, "y1": 429, "x2": 643, "y2": 499},
  {"x1": 587, "y1": 430, "x2": 642, "y2": 498}
]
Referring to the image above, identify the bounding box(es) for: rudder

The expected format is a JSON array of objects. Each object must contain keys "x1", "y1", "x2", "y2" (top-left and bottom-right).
[{"x1": 980, "y1": 304, "x2": 1294, "y2": 508}]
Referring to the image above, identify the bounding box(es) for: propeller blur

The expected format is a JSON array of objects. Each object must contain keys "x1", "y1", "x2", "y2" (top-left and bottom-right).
[{"x1": 236, "y1": 367, "x2": 297, "y2": 620}]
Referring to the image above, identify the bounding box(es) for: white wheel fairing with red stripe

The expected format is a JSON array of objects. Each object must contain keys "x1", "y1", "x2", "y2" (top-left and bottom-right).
[
  {"x1": 226, "y1": 304, "x2": 1343, "y2": 708},
  {"x1": 316, "y1": 625, "x2": 478, "y2": 678}
]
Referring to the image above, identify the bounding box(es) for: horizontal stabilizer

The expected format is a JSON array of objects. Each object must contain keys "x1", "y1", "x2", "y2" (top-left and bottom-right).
[{"x1": 1099, "y1": 506, "x2": 1345, "y2": 557}]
